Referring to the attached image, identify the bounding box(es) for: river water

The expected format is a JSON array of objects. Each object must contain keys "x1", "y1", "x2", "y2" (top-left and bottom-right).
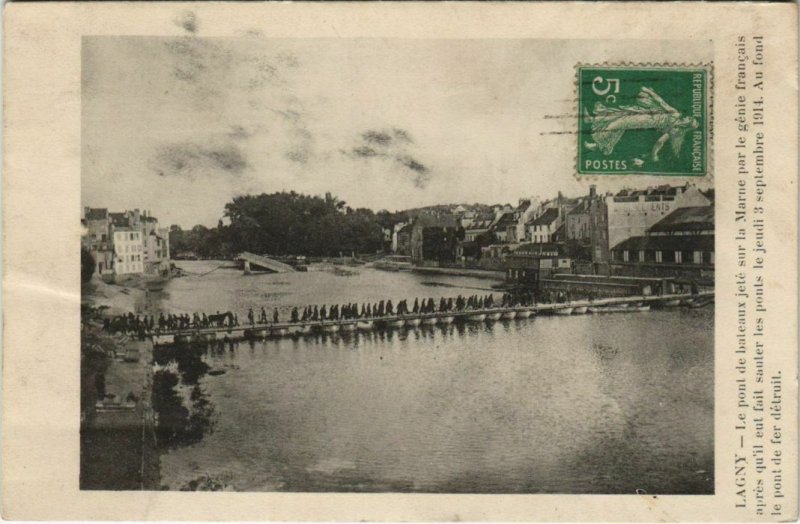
[{"x1": 154, "y1": 261, "x2": 713, "y2": 494}]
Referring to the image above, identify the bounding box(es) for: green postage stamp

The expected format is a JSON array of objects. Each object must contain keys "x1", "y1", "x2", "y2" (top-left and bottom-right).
[{"x1": 577, "y1": 65, "x2": 710, "y2": 176}]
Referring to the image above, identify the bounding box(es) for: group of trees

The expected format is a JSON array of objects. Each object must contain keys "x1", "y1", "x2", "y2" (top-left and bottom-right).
[{"x1": 170, "y1": 191, "x2": 409, "y2": 258}]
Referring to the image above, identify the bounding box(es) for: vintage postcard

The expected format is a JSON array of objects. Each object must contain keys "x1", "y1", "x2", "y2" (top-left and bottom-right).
[{"x1": 3, "y1": 2, "x2": 797, "y2": 521}]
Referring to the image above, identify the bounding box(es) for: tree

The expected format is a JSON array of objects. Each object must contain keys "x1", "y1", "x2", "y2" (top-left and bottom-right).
[{"x1": 81, "y1": 247, "x2": 95, "y2": 283}]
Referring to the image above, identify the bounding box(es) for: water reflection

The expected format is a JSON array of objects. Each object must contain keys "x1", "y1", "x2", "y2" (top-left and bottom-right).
[{"x1": 157, "y1": 263, "x2": 713, "y2": 494}]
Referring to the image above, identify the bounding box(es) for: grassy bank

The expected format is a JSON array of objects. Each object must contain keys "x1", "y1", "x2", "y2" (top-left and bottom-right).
[{"x1": 80, "y1": 278, "x2": 160, "y2": 490}]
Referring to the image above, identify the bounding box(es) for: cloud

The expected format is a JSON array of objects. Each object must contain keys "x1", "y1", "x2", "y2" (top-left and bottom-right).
[
  {"x1": 285, "y1": 148, "x2": 310, "y2": 164},
  {"x1": 175, "y1": 11, "x2": 198, "y2": 34},
  {"x1": 149, "y1": 141, "x2": 248, "y2": 179},
  {"x1": 227, "y1": 125, "x2": 252, "y2": 141},
  {"x1": 344, "y1": 128, "x2": 434, "y2": 188},
  {"x1": 362, "y1": 130, "x2": 393, "y2": 147}
]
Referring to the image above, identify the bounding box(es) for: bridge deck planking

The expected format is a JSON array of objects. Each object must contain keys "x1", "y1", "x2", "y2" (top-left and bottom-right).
[
  {"x1": 151, "y1": 292, "x2": 713, "y2": 344},
  {"x1": 238, "y1": 252, "x2": 296, "y2": 273}
]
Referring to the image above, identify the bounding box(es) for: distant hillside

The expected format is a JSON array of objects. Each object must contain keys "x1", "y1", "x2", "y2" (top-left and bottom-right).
[{"x1": 402, "y1": 203, "x2": 502, "y2": 218}]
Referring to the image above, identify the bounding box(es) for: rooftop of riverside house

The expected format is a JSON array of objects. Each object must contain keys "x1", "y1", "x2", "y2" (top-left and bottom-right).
[{"x1": 649, "y1": 206, "x2": 715, "y2": 233}]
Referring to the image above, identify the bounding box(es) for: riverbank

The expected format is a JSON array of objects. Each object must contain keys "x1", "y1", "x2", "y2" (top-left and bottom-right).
[
  {"x1": 81, "y1": 275, "x2": 161, "y2": 489},
  {"x1": 411, "y1": 266, "x2": 505, "y2": 280}
]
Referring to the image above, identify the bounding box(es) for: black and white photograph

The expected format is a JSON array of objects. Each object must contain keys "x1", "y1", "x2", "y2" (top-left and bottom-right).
[{"x1": 79, "y1": 30, "x2": 715, "y2": 494}]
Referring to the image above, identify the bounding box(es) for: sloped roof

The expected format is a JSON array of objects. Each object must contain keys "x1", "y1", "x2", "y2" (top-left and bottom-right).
[
  {"x1": 612, "y1": 234, "x2": 714, "y2": 252},
  {"x1": 528, "y1": 208, "x2": 560, "y2": 226},
  {"x1": 513, "y1": 242, "x2": 563, "y2": 255},
  {"x1": 649, "y1": 206, "x2": 714, "y2": 233},
  {"x1": 109, "y1": 212, "x2": 129, "y2": 227},
  {"x1": 465, "y1": 219, "x2": 493, "y2": 230},
  {"x1": 494, "y1": 212, "x2": 518, "y2": 228},
  {"x1": 85, "y1": 208, "x2": 108, "y2": 221}
]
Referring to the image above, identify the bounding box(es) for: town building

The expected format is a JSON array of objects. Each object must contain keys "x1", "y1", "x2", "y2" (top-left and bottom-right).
[
  {"x1": 609, "y1": 205, "x2": 714, "y2": 285},
  {"x1": 462, "y1": 217, "x2": 494, "y2": 243},
  {"x1": 393, "y1": 223, "x2": 413, "y2": 256},
  {"x1": 606, "y1": 183, "x2": 711, "y2": 251},
  {"x1": 113, "y1": 227, "x2": 144, "y2": 275},
  {"x1": 82, "y1": 207, "x2": 115, "y2": 277},
  {"x1": 82, "y1": 207, "x2": 170, "y2": 279},
  {"x1": 527, "y1": 208, "x2": 561, "y2": 243},
  {"x1": 503, "y1": 242, "x2": 571, "y2": 287},
  {"x1": 564, "y1": 185, "x2": 611, "y2": 273},
  {"x1": 409, "y1": 213, "x2": 463, "y2": 266}
]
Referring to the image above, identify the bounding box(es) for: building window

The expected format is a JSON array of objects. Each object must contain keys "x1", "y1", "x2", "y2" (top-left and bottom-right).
[
  {"x1": 655, "y1": 250, "x2": 663, "y2": 263},
  {"x1": 675, "y1": 250, "x2": 682, "y2": 263},
  {"x1": 710, "y1": 251, "x2": 715, "y2": 265},
  {"x1": 639, "y1": 250, "x2": 645, "y2": 262},
  {"x1": 623, "y1": 250, "x2": 629, "y2": 262},
  {"x1": 693, "y1": 250, "x2": 702, "y2": 264}
]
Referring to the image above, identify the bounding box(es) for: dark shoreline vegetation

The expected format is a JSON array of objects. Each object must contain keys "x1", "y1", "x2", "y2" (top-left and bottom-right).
[
  {"x1": 81, "y1": 302, "x2": 218, "y2": 490},
  {"x1": 169, "y1": 191, "x2": 399, "y2": 259},
  {"x1": 168, "y1": 190, "x2": 498, "y2": 259},
  {"x1": 152, "y1": 344, "x2": 215, "y2": 451}
]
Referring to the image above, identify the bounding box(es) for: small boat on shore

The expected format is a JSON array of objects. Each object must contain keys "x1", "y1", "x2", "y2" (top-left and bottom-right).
[
  {"x1": 554, "y1": 307, "x2": 574, "y2": 315},
  {"x1": 572, "y1": 306, "x2": 588, "y2": 315}
]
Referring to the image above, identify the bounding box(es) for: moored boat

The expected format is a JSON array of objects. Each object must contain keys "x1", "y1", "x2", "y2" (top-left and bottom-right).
[
  {"x1": 501, "y1": 311, "x2": 517, "y2": 320},
  {"x1": 356, "y1": 321, "x2": 374, "y2": 331},
  {"x1": 323, "y1": 323, "x2": 339, "y2": 333},
  {"x1": 406, "y1": 318, "x2": 422, "y2": 327},
  {"x1": 422, "y1": 316, "x2": 439, "y2": 325},
  {"x1": 300, "y1": 325, "x2": 314, "y2": 335},
  {"x1": 554, "y1": 307, "x2": 574, "y2": 315},
  {"x1": 601, "y1": 304, "x2": 630, "y2": 313},
  {"x1": 439, "y1": 316, "x2": 455, "y2": 325},
  {"x1": 340, "y1": 322, "x2": 356, "y2": 332},
  {"x1": 388, "y1": 319, "x2": 406, "y2": 329},
  {"x1": 271, "y1": 327, "x2": 289, "y2": 337},
  {"x1": 661, "y1": 298, "x2": 681, "y2": 307},
  {"x1": 287, "y1": 325, "x2": 304, "y2": 336},
  {"x1": 516, "y1": 309, "x2": 533, "y2": 319},
  {"x1": 485, "y1": 312, "x2": 502, "y2": 321},
  {"x1": 572, "y1": 306, "x2": 588, "y2": 314},
  {"x1": 467, "y1": 313, "x2": 487, "y2": 322}
]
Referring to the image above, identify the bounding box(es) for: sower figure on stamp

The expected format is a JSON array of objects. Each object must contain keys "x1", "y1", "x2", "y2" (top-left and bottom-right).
[{"x1": 583, "y1": 86, "x2": 698, "y2": 162}]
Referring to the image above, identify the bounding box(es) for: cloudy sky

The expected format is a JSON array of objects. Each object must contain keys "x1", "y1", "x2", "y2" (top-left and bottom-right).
[{"x1": 82, "y1": 29, "x2": 711, "y2": 227}]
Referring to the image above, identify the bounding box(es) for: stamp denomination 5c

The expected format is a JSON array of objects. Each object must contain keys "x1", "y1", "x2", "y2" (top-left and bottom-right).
[{"x1": 578, "y1": 65, "x2": 709, "y2": 176}]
